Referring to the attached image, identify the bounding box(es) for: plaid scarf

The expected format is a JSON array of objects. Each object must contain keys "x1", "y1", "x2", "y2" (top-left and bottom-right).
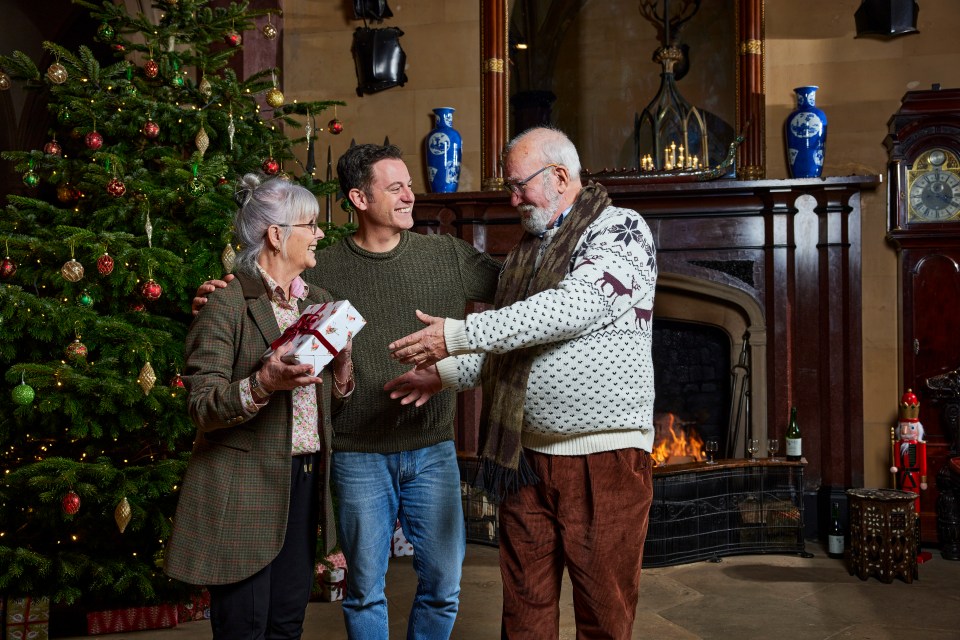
[{"x1": 477, "y1": 182, "x2": 612, "y2": 499}]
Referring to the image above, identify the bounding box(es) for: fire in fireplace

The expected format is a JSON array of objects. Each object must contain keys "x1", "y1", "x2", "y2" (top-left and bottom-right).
[
  {"x1": 652, "y1": 413, "x2": 706, "y2": 465},
  {"x1": 652, "y1": 318, "x2": 732, "y2": 465}
]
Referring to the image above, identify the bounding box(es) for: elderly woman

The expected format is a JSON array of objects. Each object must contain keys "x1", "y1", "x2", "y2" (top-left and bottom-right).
[{"x1": 164, "y1": 174, "x2": 354, "y2": 639}]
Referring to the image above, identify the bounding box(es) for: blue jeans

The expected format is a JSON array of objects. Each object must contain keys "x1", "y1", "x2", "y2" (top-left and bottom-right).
[{"x1": 331, "y1": 441, "x2": 465, "y2": 640}]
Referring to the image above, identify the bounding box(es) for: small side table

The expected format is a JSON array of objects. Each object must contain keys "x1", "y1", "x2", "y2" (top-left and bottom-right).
[{"x1": 846, "y1": 488, "x2": 918, "y2": 583}]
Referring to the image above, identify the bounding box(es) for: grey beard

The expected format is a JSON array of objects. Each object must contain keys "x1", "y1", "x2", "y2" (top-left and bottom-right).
[{"x1": 520, "y1": 206, "x2": 554, "y2": 235}]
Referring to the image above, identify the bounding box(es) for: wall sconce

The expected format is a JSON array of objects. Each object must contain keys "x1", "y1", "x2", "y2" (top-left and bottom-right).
[{"x1": 855, "y1": 0, "x2": 919, "y2": 38}]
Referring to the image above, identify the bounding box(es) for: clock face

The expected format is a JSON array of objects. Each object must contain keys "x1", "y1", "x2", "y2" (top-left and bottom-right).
[{"x1": 907, "y1": 148, "x2": 960, "y2": 222}]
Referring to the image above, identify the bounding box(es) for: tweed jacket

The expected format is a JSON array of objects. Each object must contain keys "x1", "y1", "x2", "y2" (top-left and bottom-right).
[{"x1": 164, "y1": 271, "x2": 341, "y2": 586}]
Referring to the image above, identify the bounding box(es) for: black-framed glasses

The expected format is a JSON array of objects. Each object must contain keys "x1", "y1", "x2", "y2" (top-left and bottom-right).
[
  {"x1": 277, "y1": 221, "x2": 320, "y2": 233},
  {"x1": 502, "y1": 164, "x2": 559, "y2": 196}
]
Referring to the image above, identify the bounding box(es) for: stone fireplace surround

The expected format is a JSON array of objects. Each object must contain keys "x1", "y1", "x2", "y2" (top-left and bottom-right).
[{"x1": 412, "y1": 175, "x2": 880, "y2": 524}]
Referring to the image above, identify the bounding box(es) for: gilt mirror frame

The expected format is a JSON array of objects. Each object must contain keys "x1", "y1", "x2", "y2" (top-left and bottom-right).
[{"x1": 479, "y1": 0, "x2": 765, "y2": 189}]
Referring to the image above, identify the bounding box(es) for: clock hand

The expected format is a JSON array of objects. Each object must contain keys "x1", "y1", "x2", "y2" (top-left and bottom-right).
[{"x1": 931, "y1": 189, "x2": 952, "y2": 205}]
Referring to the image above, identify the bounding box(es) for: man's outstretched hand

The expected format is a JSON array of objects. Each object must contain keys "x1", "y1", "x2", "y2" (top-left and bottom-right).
[
  {"x1": 384, "y1": 365, "x2": 442, "y2": 407},
  {"x1": 192, "y1": 273, "x2": 235, "y2": 316},
  {"x1": 388, "y1": 310, "x2": 449, "y2": 369}
]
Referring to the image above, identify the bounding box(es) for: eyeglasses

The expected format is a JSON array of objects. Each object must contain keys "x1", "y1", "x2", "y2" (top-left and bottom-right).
[
  {"x1": 277, "y1": 221, "x2": 320, "y2": 233},
  {"x1": 502, "y1": 164, "x2": 559, "y2": 196}
]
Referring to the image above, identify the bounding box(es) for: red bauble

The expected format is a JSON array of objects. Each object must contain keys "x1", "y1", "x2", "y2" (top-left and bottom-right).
[
  {"x1": 96, "y1": 253, "x2": 115, "y2": 275},
  {"x1": 141, "y1": 278, "x2": 162, "y2": 301},
  {"x1": 44, "y1": 140, "x2": 63, "y2": 156},
  {"x1": 130, "y1": 302, "x2": 146, "y2": 312},
  {"x1": 226, "y1": 31, "x2": 242, "y2": 46},
  {"x1": 62, "y1": 490, "x2": 81, "y2": 515},
  {"x1": 328, "y1": 118, "x2": 344, "y2": 135},
  {"x1": 144, "y1": 59, "x2": 159, "y2": 78},
  {"x1": 0, "y1": 257, "x2": 16, "y2": 279},
  {"x1": 65, "y1": 339, "x2": 88, "y2": 361},
  {"x1": 217, "y1": 176, "x2": 229, "y2": 185},
  {"x1": 85, "y1": 131, "x2": 103, "y2": 150},
  {"x1": 142, "y1": 120, "x2": 160, "y2": 138},
  {"x1": 106, "y1": 178, "x2": 126, "y2": 197},
  {"x1": 261, "y1": 157, "x2": 280, "y2": 175},
  {"x1": 170, "y1": 374, "x2": 185, "y2": 388}
]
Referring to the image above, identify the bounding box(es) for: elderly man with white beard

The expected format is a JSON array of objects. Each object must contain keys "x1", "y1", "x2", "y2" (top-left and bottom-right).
[{"x1": 386, "y1": 126, "x2": 659, "y2": 639}]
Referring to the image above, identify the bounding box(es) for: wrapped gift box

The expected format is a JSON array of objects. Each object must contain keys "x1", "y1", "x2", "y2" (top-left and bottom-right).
[
  {"x1": 86, "y1": 604, "x2": 178, "y2": 635},
  {"x1": 319, "y1": 567, "x2": 346, "y2": 602},
  {"x1": 176, "y1": 589, "x2": 211, "y2": 623},
  {"x1": 390, "y1": 520, "x2": 414, "y2": 558},
  {"x1": 314, "y1": 551, "x2": 348, "y2": 602},
  {"x1": 263, "y1": 301, "x2": 366, "y2": 376},
  {"x1": 5, "y1": 595, "x2": 50, "y2": 640}
]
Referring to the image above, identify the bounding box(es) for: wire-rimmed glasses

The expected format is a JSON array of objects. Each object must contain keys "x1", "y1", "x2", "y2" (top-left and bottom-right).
[{"x1": 502, "y1": 164, "x2": 559, "y2": 196}]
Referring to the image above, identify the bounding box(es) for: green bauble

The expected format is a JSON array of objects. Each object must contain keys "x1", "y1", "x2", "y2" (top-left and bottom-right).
[
  {"x1": 78, "y1": 290, "x2": 93, "y2": 306},
  {"x1": 12, "y1": 383, "x2": 35, "y2": 406},
  {"x1": 97, "y1": 23, "x2": 115, "y2": 40}
]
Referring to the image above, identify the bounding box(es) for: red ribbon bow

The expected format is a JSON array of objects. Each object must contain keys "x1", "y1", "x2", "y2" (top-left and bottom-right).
[{"x1": 270, "y1": 311, "x2": 339, "y2": 359}]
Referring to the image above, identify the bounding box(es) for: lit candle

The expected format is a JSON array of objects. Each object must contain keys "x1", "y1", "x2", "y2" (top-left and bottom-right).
[{"x1": 670, "y1": 142, "x2": 677, "y2": 169}]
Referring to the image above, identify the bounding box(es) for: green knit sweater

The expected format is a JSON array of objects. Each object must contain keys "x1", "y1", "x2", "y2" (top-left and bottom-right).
[{"x1": 305, "y1": 231, "x2": 500, "y2": 453}]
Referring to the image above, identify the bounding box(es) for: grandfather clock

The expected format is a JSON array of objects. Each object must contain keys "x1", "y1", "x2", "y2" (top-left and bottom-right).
[{"x1": 885, "y1": 85, "x2": 960, "y2": 543}]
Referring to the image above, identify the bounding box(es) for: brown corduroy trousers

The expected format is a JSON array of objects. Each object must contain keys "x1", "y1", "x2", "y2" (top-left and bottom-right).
[{"x1": 498, "y1": 447, "x2": 654, "y2": 640}]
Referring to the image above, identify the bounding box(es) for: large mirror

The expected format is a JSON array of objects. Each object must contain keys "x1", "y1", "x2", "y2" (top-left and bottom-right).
[{"x1": 479, "y1": 0, "x2": 765, "y2": 186}]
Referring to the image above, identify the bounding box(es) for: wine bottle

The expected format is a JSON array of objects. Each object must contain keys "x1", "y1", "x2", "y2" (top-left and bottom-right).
[
  {"x1": 785, "y1": 406, "x2": 802, "y2": 461},
  {"x1": 828, "y1": 501, "x2": 844, "y2": 559}
]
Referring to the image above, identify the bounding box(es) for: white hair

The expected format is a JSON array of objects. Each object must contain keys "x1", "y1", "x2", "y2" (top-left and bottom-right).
[
  {"x1": 232, "y1": 174, "x2": 319, "y2": 276},
  {"x1": 505, "y1": 126, "x2": 582, "y2": 178}
]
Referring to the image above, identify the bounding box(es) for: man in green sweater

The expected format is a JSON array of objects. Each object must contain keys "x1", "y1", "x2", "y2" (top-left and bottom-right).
[{"x1": 193, "y1": 144, "x2": 500, "y2": 639}]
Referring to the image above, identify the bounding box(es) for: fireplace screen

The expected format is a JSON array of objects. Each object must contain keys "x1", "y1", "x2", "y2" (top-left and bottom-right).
[{"x1": 643, "y1": 460, "x2": 809, "y2": 567}]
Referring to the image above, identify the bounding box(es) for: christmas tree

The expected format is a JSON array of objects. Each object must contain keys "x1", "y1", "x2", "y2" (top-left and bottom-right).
[{"x1": 0, "y1": 0, "x2": 349, "y2": 607}]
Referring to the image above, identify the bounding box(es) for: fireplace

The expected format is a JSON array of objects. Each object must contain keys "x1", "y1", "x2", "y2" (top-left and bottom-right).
[
  {"x1": 653, "y1": 278, "x2": 757, "y2": 463},
  {"x1": 413, "y1": 176, "x2": 879, "y2": 513}
]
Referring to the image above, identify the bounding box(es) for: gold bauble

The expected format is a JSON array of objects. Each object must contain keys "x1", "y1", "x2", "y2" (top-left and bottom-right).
[
  {"x1": 199, "y1": 76, "x2": 212, "y2": 99},
  {"x1": 61, "y1": 259, "x2": 84, "y2": 282},
  {"x1": 266, "y1": 87, "x2": 284, "y2": 108},
  {"x1": 138, "y1": 361, "x2": 157, "y2": 395},
  {"x1": 262, "y1": 23, "x2": 278, "y2": 40},
  {"x1": 195, "y1": 126, "x2": 209, "y2": 156},
  {"x1": 221, "y1": 243, "x2": 236, "y2": 273},
  {"x1": 47, "y1": 63, "x2": 68, "y2": 85},
  {"x1": 0, "y1": 72, "x2": 11, "y2": 91},
  {"x1": 115, "y1": 496, "x2": 132, "y2": 533}
]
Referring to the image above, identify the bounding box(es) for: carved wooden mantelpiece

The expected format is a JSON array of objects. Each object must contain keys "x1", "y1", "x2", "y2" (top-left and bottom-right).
[{"x1": 413, "y1": 175, "x2": 880, "y2": 494}]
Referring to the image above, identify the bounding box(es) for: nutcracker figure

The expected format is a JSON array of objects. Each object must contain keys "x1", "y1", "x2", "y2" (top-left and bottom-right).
[{"x1": 890, "y1": 388, "x2": 932, "y2": 562}]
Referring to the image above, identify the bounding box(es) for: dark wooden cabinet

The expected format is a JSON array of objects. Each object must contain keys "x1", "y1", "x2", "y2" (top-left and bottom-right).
[{"x1": 885, "y1": 87, "x2": 960, "y2": 542}]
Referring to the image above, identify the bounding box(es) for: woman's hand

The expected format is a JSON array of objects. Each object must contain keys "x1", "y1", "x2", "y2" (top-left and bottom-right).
[
  {"x1": 258, "y1": 342, "x2": 323, "y2": 392},
  {"x1": 332, "y1": 337, "x2": 354, "y2": 393}
]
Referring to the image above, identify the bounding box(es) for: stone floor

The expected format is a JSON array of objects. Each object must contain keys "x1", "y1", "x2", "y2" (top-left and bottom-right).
[{"x1": 64, "y1": 542, "x2": 960, "y2": 640}]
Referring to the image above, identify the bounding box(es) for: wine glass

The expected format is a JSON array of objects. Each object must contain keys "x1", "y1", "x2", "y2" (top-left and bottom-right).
[
  {"x1": 767, "y1": 438, "x2": 779, "y2": 461},
  {"x1": 704, "y1": 439, "x2": 718, "y2": 464},
  {"x1": 747, "y1": 439, "x2": 760, "y2": 459}
]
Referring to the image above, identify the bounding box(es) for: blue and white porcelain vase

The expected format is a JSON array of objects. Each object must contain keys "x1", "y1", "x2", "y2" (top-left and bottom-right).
[
  {"x1": 785, "y1": 86, "x2": 827, "y2": 178},
  {"x1": 425, "y1": 107, "x2": 462, "y2": 193}
]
